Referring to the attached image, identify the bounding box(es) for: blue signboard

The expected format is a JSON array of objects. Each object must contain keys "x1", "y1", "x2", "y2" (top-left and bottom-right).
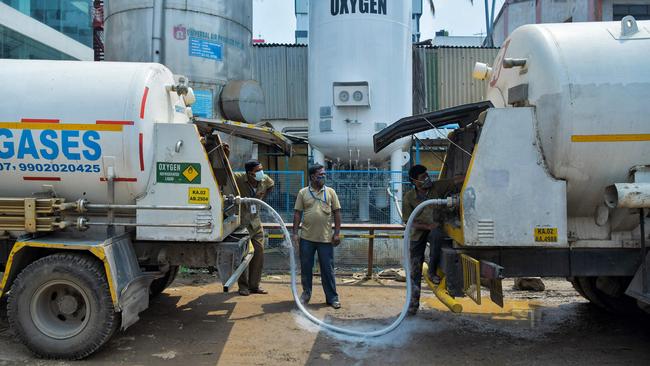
[
  {"x1": 192, "y1": 89, "x2": 213, "y2": 118},
  {"x1": 189, "y1": 37, "x2": 223, "y2": 61}
]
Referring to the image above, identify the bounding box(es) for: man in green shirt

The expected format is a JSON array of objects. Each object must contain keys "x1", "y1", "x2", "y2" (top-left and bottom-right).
[
  {"x1": 402, "y1": 164, "x2": 451, "y2": 315},
  {"x1": 292, "y1": 164, "x2": 342, "y2": 309},
  {"x1": 234, "y1": 159, "x2": 274, "y2": 296}
]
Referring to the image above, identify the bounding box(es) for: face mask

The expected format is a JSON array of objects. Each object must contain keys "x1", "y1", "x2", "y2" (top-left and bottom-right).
[
  {"x1": 416, "y1": 176, "x2": 432, "y2": 188},
  {"x1": 313, "y1": 175, "x2": 326, "y2": 184},
  {"x1": 254, "y1": 170, "x2": 265, "y2": 182}
]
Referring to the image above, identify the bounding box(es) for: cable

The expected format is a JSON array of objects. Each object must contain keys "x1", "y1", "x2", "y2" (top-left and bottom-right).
[{"x1": 240, "y1": 197, "x2": 451, "y2": 338}]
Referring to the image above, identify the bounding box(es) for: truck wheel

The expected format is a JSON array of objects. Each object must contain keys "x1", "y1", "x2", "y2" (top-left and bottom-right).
[
  {"x1": 149, "y1": 265, "x2": 179, "y2": 297},
  {"x1": 568, "y1": 277, "x2": 588, "y2": 298},
  {"x1": 7, "y1": 253, "x2": 117, "y2": 360},
  {"x1": 576, "y1": 276, "x2": 640, "y2": 314}
]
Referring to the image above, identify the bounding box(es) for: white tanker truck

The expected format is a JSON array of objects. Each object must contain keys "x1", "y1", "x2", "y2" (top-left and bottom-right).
[
  {"x1": 0, "y1": 60, "x2": 293, "y2": 359},
  {"x1": 375, "y1": 17, "x2": 650, "y2": 314}
]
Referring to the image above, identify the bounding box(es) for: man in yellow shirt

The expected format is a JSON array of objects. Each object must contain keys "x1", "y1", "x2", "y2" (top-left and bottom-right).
[
  {"x1": 292, "y1": 164, "x2": 342, "y2": 309},
  {"x1": 234, "y1": 159, "x2": 274, "y2": 296}
]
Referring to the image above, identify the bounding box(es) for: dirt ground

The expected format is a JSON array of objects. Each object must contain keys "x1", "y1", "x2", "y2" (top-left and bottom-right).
[{"x1": 1, "y1": 274, "x2": 649, "y2": 366}]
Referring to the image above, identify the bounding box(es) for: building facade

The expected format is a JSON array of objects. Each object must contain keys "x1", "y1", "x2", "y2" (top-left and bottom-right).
[
  {"x1": 0, "y1": 0, "x2": 93, "y2": 60},
  {"x1": 492, "y1": 0, "x2": 650, "y2": 46}
]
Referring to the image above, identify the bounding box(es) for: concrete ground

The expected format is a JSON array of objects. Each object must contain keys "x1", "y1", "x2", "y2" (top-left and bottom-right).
[{"x1": 1, "y1": 274, "x2": 649, "y2": 366}]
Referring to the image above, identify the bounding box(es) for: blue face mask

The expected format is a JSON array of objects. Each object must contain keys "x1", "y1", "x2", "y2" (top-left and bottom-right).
[{"x1": 254, "y1": 170, "x2": 265, "y2": 182}]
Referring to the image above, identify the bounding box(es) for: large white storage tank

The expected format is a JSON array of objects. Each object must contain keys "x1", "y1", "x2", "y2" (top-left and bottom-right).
[
  {"x1": 308, "y1": 0, "x2": 413, "y2": 222},
  {"x1": 308, "y1": 0, "x2": 412, "y2": 165}
]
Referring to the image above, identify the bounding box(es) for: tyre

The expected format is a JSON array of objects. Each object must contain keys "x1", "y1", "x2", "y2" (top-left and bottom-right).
[
  {"x1": 149, "y1": 265, "x2": 179, "y2": 297},
  {"x1": 7, "y1": 253, "x2": 117, "y2": 360},
  {"x1": 575, "y1": 276, "x2": 641, "y2": 314}
]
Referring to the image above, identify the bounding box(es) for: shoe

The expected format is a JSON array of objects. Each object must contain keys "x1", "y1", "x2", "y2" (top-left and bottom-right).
[
  {"x1": 328, "y1": 301, "x2": 341, "y2": 309},
  {"x1": 300, "y1": 292, "x2": 310, "y2": 304},
  {"x1": 431, "y1": 275, "x2": 441, "y2": 285},
  {"x1": 239, "y1": 289, "x2": 250, "y2": 296},
  {"x1": 250, "y1": 288, "x2": 268, "y2": 295},
  {"x1": 407, "y1": 308, "x2": 418, "y2": 316}
]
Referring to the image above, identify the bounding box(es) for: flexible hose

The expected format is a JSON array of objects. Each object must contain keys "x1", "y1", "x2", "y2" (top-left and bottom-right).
[{"x1": 241, "y1": 197, "x2": 450, "y2": 338}]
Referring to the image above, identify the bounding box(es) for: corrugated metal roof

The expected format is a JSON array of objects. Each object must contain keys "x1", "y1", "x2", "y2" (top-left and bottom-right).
[
  {"x1": 432, "y1": 36, "x2": 485, "y2": 47},
  {"x1": 436, "y1": 47, "x2": 500, "y2": 109},
  {"x1": 252, "y1": 46, "x2": 308, "y2": 120},
  {"x1": 252, "y1": 45, "x2": 500, "y2": 122}
]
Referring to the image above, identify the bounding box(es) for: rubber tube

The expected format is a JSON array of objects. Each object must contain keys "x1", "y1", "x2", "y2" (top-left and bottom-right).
[{"x1": 241, "y1": 197, "x2": 450, "y2": 338}]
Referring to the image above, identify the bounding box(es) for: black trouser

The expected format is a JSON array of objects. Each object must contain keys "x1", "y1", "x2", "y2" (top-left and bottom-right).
[{"x1": 409, "y1": 227, "x2": 446, "y2": 312}]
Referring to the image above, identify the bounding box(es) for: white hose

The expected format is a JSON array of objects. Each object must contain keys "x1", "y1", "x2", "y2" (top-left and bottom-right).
[{"x1": 241, "y1": 197, "x2": 450, "y2": 338}]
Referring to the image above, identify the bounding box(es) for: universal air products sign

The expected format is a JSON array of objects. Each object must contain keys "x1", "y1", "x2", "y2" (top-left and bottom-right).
[{"x1": 330, "y1": 0, "x2": 387, "y2": 15}]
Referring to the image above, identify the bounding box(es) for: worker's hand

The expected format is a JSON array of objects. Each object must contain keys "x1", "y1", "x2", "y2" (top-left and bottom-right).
[
  {"x1": 332, "y1": 233, "x2": 341, "y2": 247},
  {"x1": 223, "y1": 143, "x2": 231, "y2": 158},
  {"x1": 292, "y1": 233, "x2": 300, "y2": 247}
]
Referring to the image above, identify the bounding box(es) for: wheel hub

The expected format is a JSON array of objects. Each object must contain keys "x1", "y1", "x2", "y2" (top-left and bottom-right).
[{"x1": 57, "y1": 295, "x2": 79, "y2": 315}]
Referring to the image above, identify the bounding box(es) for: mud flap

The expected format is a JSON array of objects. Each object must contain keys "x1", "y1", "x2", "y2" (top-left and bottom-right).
[
  {"x1": 624, "y1": 252, "x2": 650, "y2": 307},
  {"x1": 216, "y1": 233, "x2": 251, "y2": 292},
  {"x1": 480, "y1": 260, "x2": 505, "y2": 307}
]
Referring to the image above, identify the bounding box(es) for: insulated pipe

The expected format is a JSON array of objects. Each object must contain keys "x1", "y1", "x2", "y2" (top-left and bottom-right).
[
  {"x1": 423, "y1": 262, "x2": 463, "y2": 313},
  {"x1": 241, "y1": 196, "x2": 453, "y2": 338}
]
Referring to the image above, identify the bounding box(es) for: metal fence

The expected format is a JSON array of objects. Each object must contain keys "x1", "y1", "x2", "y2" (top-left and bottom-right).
[
  {"x1": 250, "y1": 170, "x2": 439, "y2": 225},
  {"x1": 252, "y1": 170, "x2": 438, "y2": 271}
]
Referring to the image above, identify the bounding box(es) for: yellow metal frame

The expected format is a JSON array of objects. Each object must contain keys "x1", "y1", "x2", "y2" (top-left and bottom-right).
[
  {"x1": 460, "y1": 254, "x2": 481, "y2": 305},
  {"x1": 0, "y1": 241, "x2": 118, "y2": 307}
]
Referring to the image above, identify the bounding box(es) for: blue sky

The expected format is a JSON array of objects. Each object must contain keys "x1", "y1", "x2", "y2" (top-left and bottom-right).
[{"x1": 252, "y1": 0, "x2": 506, "y2": 43}]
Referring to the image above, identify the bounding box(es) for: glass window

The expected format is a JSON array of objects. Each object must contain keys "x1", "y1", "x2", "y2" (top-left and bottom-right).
[
  {"x1": 1, "y1": 0, "x2": 93, "y2": 46},
  {"x1": 0, "y1": 24, "x2": 75, "y2": 60},
  {"x1": 613, "y1": 4, "x2": 650, "y2": 21}
]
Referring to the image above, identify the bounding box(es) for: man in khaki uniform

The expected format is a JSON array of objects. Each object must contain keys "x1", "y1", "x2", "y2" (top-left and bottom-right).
[
  {"x1": 403, "y1": 164, "x2": 454, "y2": 315},
  {"x1": 292, "y1": 164, "x2": 342, "y2": 309},
  {"x1": 234, "y1": 159, "x2": 274, "y2": 296}
]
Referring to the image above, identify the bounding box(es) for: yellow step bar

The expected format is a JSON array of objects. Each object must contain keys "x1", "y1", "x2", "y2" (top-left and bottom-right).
[{"x1": 423, "y1": 262, "x2": 463, "y2": 313}]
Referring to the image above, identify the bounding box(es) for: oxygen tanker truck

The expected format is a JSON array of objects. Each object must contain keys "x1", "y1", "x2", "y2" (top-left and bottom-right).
[
  {"x1": 375, "y1": 17, "x2": 650, "y2": 314},
  {"x1": 0, "y1": 60, "x2": 270, "y2": 359}
]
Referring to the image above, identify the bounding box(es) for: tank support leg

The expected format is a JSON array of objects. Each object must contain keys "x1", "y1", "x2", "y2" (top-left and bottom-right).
[{"x1": 640, "y1": 209, "x2": 648, "y2": 293}]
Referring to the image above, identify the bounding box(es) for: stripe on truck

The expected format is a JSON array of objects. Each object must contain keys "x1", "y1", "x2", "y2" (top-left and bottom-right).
[
  {"x1": 139, "y1": 133, "x2": 145, "y2": 171},
  {"x1": 20, "y1": 118, "x2": 60, "y2": 123},
  {"x1": 0, "y1": 122, "x2": 124, "y2": 132},
  {"x1": 96, "y1": 120, "x2": 134, "y2": 125},
  {"x1": 100, "y1": 177, "x2": 137, "y2": 182},
  {"x1": 140, "y1": 87, "x2": 149, "y2": 119},
  {"x1": 23, "y1": 177, "x2": 61, "y2": 181}
]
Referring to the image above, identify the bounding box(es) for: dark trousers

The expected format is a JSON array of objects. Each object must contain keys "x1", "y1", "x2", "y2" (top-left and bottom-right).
[
  {"x1": 238, "y1": 225, "x2": 265, "y2": 291},
  {"x1": 299, "y1": 238, "x2": 339, "y2": 303},
  {"x1": 409, "y1": 228, "x2": 446, "y2": 311}
]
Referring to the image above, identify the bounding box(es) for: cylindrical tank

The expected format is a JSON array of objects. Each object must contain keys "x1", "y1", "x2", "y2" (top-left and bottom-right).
[
  {"x1": 308, "y1": 0, "x2": 412, "y2": 165},
  {"x1": 105, "y1": 0, "x2": 263, "y2": 122},
  {"x1": 487, "y1": 19, "x2": 650, "y2": 218},
  {"x1": 0, "y1": 60, "x2": 188, "y2": 205}
]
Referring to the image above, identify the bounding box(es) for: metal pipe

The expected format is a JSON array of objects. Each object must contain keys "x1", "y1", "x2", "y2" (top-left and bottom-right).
[
  {"x1": 223, "y1": 247, "x2": 255, "y2": 292},
  {"x1": 85, "y1": 203, "x2": 211, "y2": 211},
  {"x1": 605, "y1": 183, "x2": 650, "y2": 208},
  {"x1": 85, "y1": 221, "x2": 211, "y2": 228},
  {"x1": 423, "y1": 262, "x2": 463, "y2": 313}
]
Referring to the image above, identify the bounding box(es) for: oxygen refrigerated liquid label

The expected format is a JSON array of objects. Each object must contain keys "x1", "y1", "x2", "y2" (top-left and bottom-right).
[{"x1": 156, "y1": 162, "x2": 201, "y2": 184}]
